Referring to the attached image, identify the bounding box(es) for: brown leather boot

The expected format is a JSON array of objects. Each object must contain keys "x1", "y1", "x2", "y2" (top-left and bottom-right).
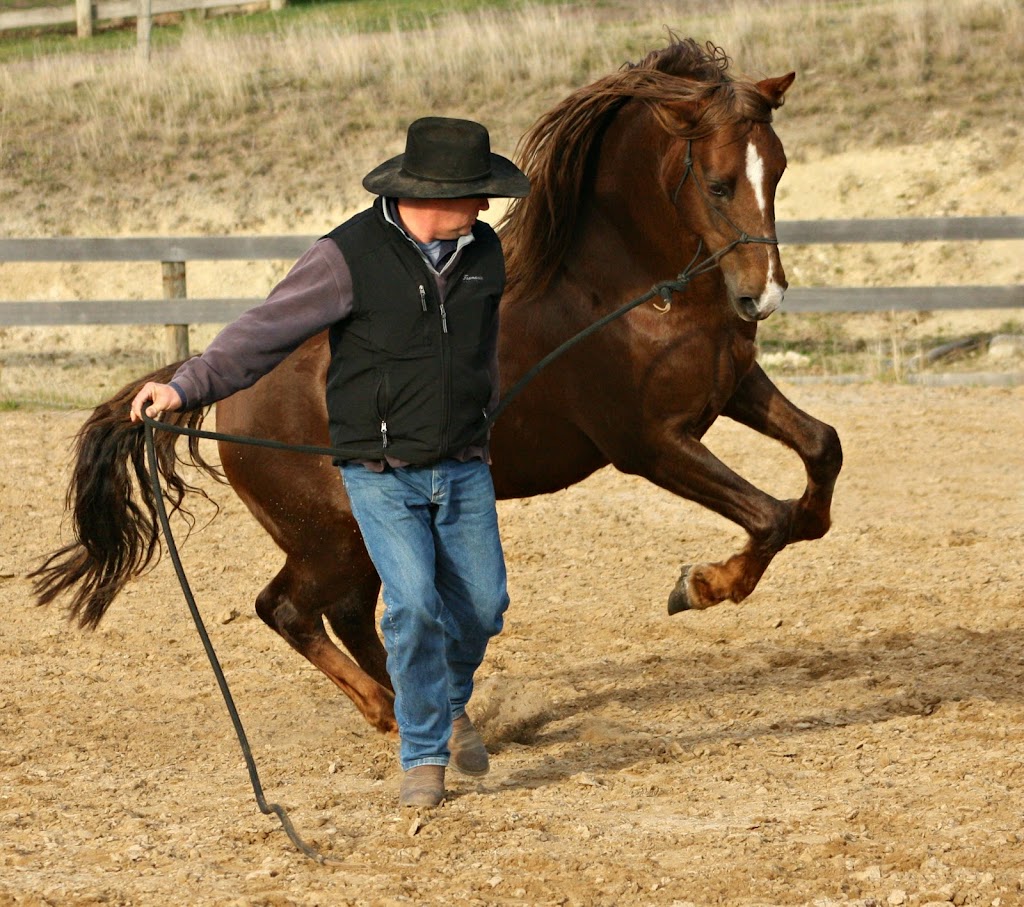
[
  {"x1": 449, "y1": 714, "x2": 489, "y2": 777},
  {"x1": 399, "y1": 764, "x2": 446, "y2": 808}
]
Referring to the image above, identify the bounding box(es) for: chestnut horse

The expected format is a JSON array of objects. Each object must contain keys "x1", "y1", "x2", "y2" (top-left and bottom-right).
[{"x1": 33, "y1": 39, "x2": 842, "y2": 737}]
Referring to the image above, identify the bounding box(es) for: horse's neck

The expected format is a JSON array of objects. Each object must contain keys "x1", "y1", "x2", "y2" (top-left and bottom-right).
[{"x1": 567, "y1": 108, "x2": 708, "y2": 297}]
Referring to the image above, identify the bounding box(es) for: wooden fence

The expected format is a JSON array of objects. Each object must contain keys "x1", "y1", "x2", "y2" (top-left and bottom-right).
[
  {"x1": 1, "y1": 215, "x2": 1021, "y2": 361},
  {"x1": 0, "y1": 0, "x2": 285, "y2": 38}
]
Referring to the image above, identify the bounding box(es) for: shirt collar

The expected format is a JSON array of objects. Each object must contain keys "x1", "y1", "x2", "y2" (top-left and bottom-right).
[{"x1": 383, "y1": 197, "x2": 475, "y2": 274}]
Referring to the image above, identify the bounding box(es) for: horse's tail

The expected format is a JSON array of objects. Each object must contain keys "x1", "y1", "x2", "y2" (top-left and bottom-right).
[{"x1": 31, "y1": 362, "x2": 223, "y2": 629}]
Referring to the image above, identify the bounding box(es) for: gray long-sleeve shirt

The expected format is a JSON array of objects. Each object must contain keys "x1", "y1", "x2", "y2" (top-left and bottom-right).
[{"x1": 170, "y1": 238, "x2": 353, "y2": 410}]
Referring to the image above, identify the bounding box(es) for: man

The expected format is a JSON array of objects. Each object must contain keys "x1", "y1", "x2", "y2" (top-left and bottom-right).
[{"x1": 130, "y1": 117, "x2": 531, "y2": 809}]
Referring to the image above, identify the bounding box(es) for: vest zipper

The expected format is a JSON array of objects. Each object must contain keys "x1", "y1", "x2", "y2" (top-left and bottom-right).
[
  {"x1": 436, "y1": 289, "x2": 451, "y2": 455},
  {"x1": 376, "y1": 371, "x2": 390, "y2": 449},
  {"x1": 415, "y1": 275, "x2": 453, "y2": 457}
]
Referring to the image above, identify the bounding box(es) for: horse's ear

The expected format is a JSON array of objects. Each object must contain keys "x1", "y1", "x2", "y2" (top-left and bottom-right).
[{"x1": 756, "y1": 72, "x2": 796, "y2": 109}]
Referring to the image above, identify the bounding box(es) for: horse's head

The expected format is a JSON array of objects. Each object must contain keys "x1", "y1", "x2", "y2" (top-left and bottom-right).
[
  {"x1": 662, "y1": 72, "x2": 795, "y2": 322},
  {"x1": 500, "y1": 39, "x2": 797, "y2": 324}
]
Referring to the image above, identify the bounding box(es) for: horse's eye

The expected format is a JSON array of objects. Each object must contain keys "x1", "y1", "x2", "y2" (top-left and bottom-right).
[{"x1": 707, "y1": 181, "x2": 730, "y2": 198}]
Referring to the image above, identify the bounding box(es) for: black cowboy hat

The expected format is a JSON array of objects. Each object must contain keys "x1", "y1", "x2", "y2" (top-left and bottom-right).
[{"x1": 362, "y1": 116, "x2": 530, "y2": 200}]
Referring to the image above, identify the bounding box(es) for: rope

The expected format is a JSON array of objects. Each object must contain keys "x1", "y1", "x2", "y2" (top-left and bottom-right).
[
  {"x1": 143, "y1": 414, "x2": 332, "y2": 864},
  {"x1": 487, "y1": 250, "x2": 702, "y2": 424}
]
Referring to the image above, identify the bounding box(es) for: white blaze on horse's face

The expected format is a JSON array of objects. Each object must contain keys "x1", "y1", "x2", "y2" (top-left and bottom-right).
[
  {"x1": 741, "y1": 137, "x2": 785, "y2": 319},
  {"x1": 746, "y1": 139, "x2": 768, "y2": 217}
]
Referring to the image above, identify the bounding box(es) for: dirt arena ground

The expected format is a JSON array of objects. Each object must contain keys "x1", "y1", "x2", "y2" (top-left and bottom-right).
[{"x1": 2, "y1": 381, "x2": 1022, "y2": 906}]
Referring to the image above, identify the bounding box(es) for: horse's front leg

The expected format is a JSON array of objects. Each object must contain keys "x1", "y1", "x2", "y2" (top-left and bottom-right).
[
  {"x1": 634, "y1": 434, "x2": 796, "y2": 614},
  {"x1": 722, "y1": 363, "x2": 843, "y2": 544}
]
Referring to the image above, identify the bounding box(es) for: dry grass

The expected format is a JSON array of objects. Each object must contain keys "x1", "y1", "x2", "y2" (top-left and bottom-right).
[{"x1": 3, "y1": 4, "x2": 609, "y2": 235}]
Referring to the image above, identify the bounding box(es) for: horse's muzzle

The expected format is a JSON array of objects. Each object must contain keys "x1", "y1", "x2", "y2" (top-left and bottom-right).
[{"x1": 733, "y1": 289, "x2": 783, "y2": 322}]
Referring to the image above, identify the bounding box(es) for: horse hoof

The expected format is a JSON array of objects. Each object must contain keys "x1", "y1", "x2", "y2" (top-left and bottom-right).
[{"x1": 667, "y1": 566, "x2": 693, "y2": 615}]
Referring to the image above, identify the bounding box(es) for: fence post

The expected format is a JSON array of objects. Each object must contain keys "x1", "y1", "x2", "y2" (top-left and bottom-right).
[
  {"x1": 137, "y1": 0, "x2": 152, "y2": 61},
  {"x1": 76, "y1": 0, "x2": 93, "y2": 37},
  {"x1": 162, "y1": 261, "x2": 190, "y2": 362}
]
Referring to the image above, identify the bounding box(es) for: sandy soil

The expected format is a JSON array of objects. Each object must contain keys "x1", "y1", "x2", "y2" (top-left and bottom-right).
[{"x1": 2, "y1": 381, "x2": 1023, "y2": 906}]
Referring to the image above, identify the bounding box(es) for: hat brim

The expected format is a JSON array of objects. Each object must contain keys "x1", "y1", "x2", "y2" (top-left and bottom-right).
[{"x1": 363, "y1": 152, "x2": 531, "y2": 199}]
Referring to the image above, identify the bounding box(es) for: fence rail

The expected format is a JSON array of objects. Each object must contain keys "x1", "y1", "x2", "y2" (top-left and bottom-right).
[
  {"x1": 775, "y1": 215, "x2": 1024, "y2": 244},
  {"x1": 2, "y1": 216, "x2": 1021, "y2": 359},
  {"x1": 0, "y1": 0, "x2": 285, "y2": 36}
]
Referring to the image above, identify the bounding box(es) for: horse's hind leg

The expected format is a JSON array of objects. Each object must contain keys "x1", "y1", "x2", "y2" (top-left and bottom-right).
[
  {"x1": 255, "y1": 556, "x2": 397, "y2": 736},
  {"x1": 213, "y1": 337, "x2": 397, "y2": 735},
  {"x1": 722, "y1": 363, "x2": 843, "y2": 543}
]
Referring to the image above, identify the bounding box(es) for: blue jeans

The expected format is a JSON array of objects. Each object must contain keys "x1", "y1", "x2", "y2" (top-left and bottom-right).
[{"x1": 340, "y1": 458, "x2": 509, "y2": 770}]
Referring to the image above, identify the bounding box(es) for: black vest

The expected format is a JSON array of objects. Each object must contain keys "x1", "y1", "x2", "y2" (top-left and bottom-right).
[{"x1": 323, "y1": 199, "x2": 505, "y2": 465}]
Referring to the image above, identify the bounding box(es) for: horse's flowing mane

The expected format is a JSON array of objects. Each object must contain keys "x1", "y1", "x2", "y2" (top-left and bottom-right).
[{"x1": 499, "y1": 37, "x2": 777, "y2": 294}]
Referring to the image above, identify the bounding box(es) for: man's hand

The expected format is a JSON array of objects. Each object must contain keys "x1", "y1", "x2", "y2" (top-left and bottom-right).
[{"x1": 130, "y1": 382, "x2": 183, "y2": 423}]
